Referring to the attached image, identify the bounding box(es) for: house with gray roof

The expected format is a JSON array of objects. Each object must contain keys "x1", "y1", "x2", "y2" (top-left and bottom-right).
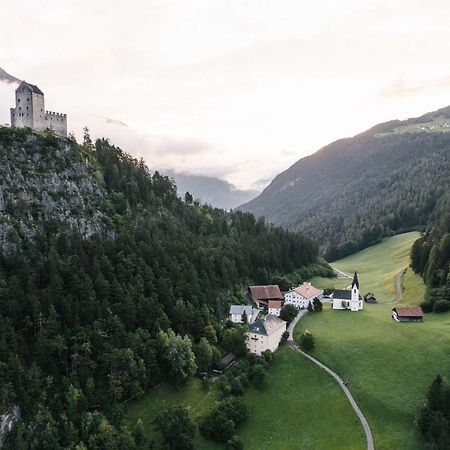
[
  {"x1": 229, "y1": 305, "x2": 260, "y2": 324},
  {"x1": 246, "y1": 314, "x2": 287, "y2": 356}
]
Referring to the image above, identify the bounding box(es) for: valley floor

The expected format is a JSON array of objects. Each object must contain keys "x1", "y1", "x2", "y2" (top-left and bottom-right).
[{"x1": 125, "y1": 232, "x2": 448, "y2": 449}]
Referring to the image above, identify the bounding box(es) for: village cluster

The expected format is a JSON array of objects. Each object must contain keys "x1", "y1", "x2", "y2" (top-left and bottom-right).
[{"x1": 228, "y1": 271, "x2": 424, "y2": 358}]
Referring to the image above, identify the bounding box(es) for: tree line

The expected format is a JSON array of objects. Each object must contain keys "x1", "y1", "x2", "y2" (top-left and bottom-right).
[{"x1": 0, "y1": 130, "x2": 321, "y2": 449}]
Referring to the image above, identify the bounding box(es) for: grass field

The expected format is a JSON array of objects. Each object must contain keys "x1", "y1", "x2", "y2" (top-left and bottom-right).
[
  {"x1": 238, "y1": 346, "x2": 366, "y2": 450},
  {"x1": 125, "y1": 346, "x2": 367, "y2": 450},
  {"x1": 124, "y1": 232, "x2": 443, "y2": 449},
  {"x1": 296, "y1": 232, "x2": 450, "y2": 449},
  {"x1": 311, "y1": 231, "x2": 421, "y2": 303}
]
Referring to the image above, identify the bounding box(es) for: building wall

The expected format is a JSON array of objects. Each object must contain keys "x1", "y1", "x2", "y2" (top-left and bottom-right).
[
  {"x1": 32, "y1": 93, "x2": 46, "y2": 130},
  {"x1": 11, "y1": 89, "x2": 40, "y2": 128},
  {"x1": 332, "y1": 298, "x2": 362, "y2": 311},
  {"x1": 285, "y1": 292, "x2": 310, "y2": 308},
  {"x1": 268, "y1": 307, "x2": 281, "y2": 316},
  {"x1": 45, "y1": 112, "x2": 67, "y2": 137},
  {"x1": 246, "y1": 323, "x2": 286, "y2": 356}
]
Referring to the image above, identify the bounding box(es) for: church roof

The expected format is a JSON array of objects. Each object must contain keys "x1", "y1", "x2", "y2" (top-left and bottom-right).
[
  {"x1": 352, "y1": 271, "x2": 359, "y2": 289},
  {"x1": 17, "y1": 81, "x2": 44, "y2": 95},
  {"x1": 332, "y1": 290, "x2": 362, "y2": 300}
]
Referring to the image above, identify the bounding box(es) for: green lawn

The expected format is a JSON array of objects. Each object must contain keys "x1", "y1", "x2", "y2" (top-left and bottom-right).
[
  {"x1": 296, "y1": 232, "x2": 450, "y2": 449},
  {"x1": 237, "y1": 346, "x2": 366, "y2": 450},
  {"x1": 311, "y1": 231, "x2": 421, "y2": 303}
]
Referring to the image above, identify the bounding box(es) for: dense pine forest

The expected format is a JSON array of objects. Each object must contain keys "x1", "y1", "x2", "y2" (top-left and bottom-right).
[
  {"x1": 411, "y1": 213, "x2": 450, "y2": 313},
  {"x1": 0, "y1": 127, "x2": 323, "y2": 448},
  {"x1": 241, "y1": 106, "x2": 450, "y2": 260}
]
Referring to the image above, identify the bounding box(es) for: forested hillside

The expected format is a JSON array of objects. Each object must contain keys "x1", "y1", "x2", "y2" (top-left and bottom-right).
[
  {"x1": 0, "y1": 127, "x2": 321, "y2": 449},
  {"x1": 411, "y1": 213, "x2": 450, "y2": 312},
  {"x1": 240, "y1": 106, "x2": 450, "y2": 260}
]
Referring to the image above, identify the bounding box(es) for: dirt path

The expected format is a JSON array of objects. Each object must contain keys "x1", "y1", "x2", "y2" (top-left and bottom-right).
[
  {"x1": 386, "y1": 269, "x2": 405, "y2": 304},
  {"x1": 287, "y1": 311, "x2": 374, "y2": 450},
  {"x1": 334, "y1": 268, "x2": 353, "y2": 279}
]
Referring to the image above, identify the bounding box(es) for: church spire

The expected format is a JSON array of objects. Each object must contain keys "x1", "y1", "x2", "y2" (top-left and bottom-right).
[{"x1": 352, "y1": 270, "x2": 359, "y2": 289}]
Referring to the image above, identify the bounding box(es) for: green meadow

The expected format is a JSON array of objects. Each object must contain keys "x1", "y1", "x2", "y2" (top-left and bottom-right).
[
  {"x1": 125, "y1": 232, "x2": 447, "y2": 450},
  {"x1": 297, "y1": 232, "x2": 450, "y2": 449}
]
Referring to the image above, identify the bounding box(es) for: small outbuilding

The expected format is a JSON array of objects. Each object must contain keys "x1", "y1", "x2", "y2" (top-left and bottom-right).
[
  {"x1": 220, "y1": 352, "x2": 237, "y2": 368},
  {"x1": 364, "y1": 293, "x2": 377, "y2": 303},
  {"x1": 392, "y1": 307, "x2": 424, "y2": 322},
  {"x1": 268, "y1": 300, "x2": 283, "y2": 316}
]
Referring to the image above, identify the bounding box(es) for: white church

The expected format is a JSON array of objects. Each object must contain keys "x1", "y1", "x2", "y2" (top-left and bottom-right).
[{"x1": 332, "y1": 271, "x2": 363, "y2": 311}]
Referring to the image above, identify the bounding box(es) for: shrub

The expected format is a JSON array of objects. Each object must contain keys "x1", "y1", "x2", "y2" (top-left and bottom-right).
[
  {"x1": 199, "y1": 398, "x2": 247, "y2": 443},
  {"x1": 299, "y1": 331, "x2": 315, "y2": 351},
  {"x1": 433, "y1": 299, "x2": 450, "y2": 313}
]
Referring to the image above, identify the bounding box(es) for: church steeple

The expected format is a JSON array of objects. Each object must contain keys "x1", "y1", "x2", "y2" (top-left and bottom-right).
[{"x1": 352, "y1": 271, "x2": 359, "y2": 289}]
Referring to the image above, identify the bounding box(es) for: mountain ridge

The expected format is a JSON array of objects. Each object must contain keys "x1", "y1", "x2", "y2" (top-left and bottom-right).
[{"x1": 240, "y1": 105, "x2": 450, "y2": 259}]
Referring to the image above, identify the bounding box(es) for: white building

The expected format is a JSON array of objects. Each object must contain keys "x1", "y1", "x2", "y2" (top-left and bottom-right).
[
  {"x1": 332, "y1": 272, "x2": 363, "y2": 311},
  {"x1": 229, "y1": 305, "x2": 260, "y2": 324},
  {"x1": 246, "y1": 315, "x2": 287, "y2": 356},
  {"x1": 268, "y1": 300, "x2": 282, "y2": 316},
  {"x1": 284, "y1": 283, "x2": 323, "y2": 309}
]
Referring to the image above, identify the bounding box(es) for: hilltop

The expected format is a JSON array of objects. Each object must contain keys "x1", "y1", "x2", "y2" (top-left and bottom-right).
[
  {"x1": 0, "y1": 67, "x2": 19, "y2": 84},
  {"x1": 240, "y1": 105, "x2": 450, "y2": 259},
  {"x1": 0, "y1": 126, "x2": 322, "y2": 449}
]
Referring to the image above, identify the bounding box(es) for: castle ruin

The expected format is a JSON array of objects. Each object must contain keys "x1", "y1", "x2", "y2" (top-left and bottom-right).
[{"x1": 10, "y1": 81, "x2": 67, "y2": 137}]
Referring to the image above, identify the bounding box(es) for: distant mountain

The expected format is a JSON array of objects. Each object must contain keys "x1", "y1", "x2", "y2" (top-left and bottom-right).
[
  {"x1": 240, "y1": 106, "x2": 450, "y2": 260},
  {"x1": 165, "y1": 170, "x2": 259, "y2": 209},
  {"x1": 0, "y1": 66, "x2": 19, "y2": 83}
]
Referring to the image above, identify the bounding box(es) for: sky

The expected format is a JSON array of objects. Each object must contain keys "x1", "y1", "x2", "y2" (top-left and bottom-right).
[{"x1": 1, "y1": 0, "x2": 450, "y2": 190}]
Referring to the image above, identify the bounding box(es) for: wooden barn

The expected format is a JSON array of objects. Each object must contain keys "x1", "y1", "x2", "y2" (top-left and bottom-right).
[{"x1": 392, "y1": 307, "x2": 424, "y2": 322}]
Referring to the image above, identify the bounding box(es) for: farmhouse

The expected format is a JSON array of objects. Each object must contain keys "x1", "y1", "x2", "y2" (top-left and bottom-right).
[
  {"x1": 246, "y1": 315, "x2": 287, "y2": 356},
  {"x1": 229, "y1": 305, "x2": 260, "y2": 324},
  {"x1": 284, "y1": 282, "x2": 323, "y2": 309},
  {"x1": 392, "y1": 307, "x2": 424, "y2": 322},
  {"x1": 332, "y1": 271, "x2": 363, "y2": 311},
  {"x1": 268, "y1": 300, "x2": 282, "y2": 316},
  {"x1": 249, "y1": 285, "x2": 283, "y2": 308}
]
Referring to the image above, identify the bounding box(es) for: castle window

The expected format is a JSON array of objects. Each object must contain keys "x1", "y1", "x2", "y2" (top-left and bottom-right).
[{"x1": 17, "y1": 99, "x2": 20, "y2": 103}]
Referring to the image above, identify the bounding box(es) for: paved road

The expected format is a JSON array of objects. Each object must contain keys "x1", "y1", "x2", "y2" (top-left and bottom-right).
[
  {"x1": 287, "y1": 311, "x2": 375, "y2": 450},
  {"x1": 386, "y1": 269, "x2": 405, "y2": 304}
]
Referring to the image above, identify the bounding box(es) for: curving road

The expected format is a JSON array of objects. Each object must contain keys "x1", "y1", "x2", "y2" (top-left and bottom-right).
[
  {"x1": 287, "y1": 312, "x2": 374, "y2": 450},
  {"x1": 386, "y1": 269, "x2": 405, "y2": 304}
]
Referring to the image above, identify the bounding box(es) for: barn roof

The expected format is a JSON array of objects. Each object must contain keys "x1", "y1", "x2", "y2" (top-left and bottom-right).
[
  {"x1": 393, "y1": 307, "x2": 424, "y2": 317},
  {"x1": 221, "y1": 352, "x2": 236, "y2": 366},
  {"x1": 249, "y1": 285, "x2": 282, "y2": 300},
  {"x1": 268, "y1": 300, "x2": 282, "y2": 309}
]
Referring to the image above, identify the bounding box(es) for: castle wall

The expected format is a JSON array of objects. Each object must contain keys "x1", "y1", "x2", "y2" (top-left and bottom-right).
[
  {"x1": 31, "y1": 93, "x2": 46, "y2": 130},
  {"x1": 11, "y1": 89, "x2": 35, "y2": 128},
  {"x1": 45, "y1": 111, "x2": 67, "y2": 137}
]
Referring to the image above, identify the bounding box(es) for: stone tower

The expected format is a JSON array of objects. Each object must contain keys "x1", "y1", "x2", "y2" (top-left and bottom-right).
[{"x1": 10, "y1": 81, "x2": 67, "y2": 137}]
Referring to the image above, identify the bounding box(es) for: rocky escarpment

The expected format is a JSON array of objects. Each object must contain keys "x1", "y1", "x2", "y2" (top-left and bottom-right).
[{"x1": 0, "y1": 127, "x2": 107, "y2": 251}]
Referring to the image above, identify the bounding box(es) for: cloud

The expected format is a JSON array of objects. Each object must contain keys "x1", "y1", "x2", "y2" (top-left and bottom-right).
[
  {"x1": 379, "y1": 75, "x2": 450, "y2": 99},
  {"x1": 151, "y1": 136, "x2": 213, "y2": 156},
  {"x1": 105, "y1": 117, "x2": 128, "y2": 127}
]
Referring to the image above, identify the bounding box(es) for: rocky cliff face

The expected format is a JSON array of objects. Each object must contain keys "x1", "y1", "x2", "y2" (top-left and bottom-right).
[{"x1": 0, "y1": 127, "x2": 107, "y2": 251}]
